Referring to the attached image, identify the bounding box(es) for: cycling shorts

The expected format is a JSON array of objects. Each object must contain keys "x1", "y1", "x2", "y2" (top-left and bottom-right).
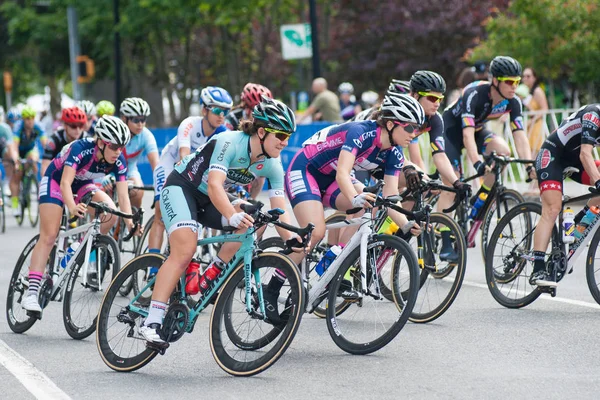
[
  {"x1": 444, "y1": 123, "x2": 497, "y2": 172},
  {"x1": 284, "y1": 150, "x2": 359, "y2": 209},
  {"x1": 153, "y1": 155, "x2": 176, "y2": 202},
  {"x1": 18, "y1": 147, "x2": 39, "y2": 161},
  {"x1": 160, "y1": 173, "x2": 237, "y2": 236},
  {"x1": 38, "y1": 176, "x2": 97, "y2": 207},
  {"x1": 535, "y1": 145, "x2": 600, "y2": 194}
]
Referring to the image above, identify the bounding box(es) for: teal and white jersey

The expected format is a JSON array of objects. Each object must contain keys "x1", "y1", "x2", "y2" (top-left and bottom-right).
[{"x1": 173, "y1": 130, "x2": 284, "y2": 197}]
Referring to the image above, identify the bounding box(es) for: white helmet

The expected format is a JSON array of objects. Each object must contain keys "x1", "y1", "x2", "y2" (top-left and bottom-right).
[
  {"x1": 120, "y1": 97, "x2": 151, "y2": 117},
  {"x1": 338, "y1": 82, "x2": 354, "y2": 94},
  {"x1": 95, "y1": 115, "x2": 131, "y2": 146},
  {"x1": 200, "y1": 86, "x2": 233, "y2": 109},
  {"x1": 380, "y1": 92, "x2": 426, "y2": 126},
  {"x1": 76, "y1": 100, "x2": 97, "y2": 118},
  {"x1": 361, "y1": 90, "x2": 379, "y2": 107}
]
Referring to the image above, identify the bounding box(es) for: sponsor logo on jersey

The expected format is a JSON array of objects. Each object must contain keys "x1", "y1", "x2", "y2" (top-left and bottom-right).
[
  {"x1": 539, "y1": 149, "x2": 552, "y2": 169},
  {"x1": 227, "y1": 168, "x2": 254, "y2": 185},
  {"x1": 183, "y1": 122, "x2": 193, "y2": 138},
  {"x1": 161, "y1": 188, "x2": 177, "y2": 222},
  {"x1": 217, "y1": 141, "x2": 230, "y2": 161},
  {"x1": 583, "y1": 112, "x2": 600, "y2": 129},
  {"x1": 237, "y1": 157, "x2": 248, "y2": 163},
  {"x1": 561, "y1": 122, "x2": 581, "y2": 136}
]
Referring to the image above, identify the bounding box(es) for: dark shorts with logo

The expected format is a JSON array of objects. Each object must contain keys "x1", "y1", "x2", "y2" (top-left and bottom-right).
[
  {"x1": 160, "y1": 172, "x2": 237, "y2": 235},
  {"x1": 535, "y1": 140, "x2": 598, "y2": 193},
  {"x1": 443, "y1": 118, "x2": 497, "y2": 172}
]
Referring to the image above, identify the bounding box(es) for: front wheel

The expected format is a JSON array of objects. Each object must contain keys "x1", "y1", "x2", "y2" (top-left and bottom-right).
[
  {"x1": 63, "y1": 235, "x2": 120, "y2": 339},
  {"x1": 480, "y1": 189, "x2": 524, "y2": 260},
  {"x1": 26, "y1": 174, "x2": 39, "y2": 228},
  {"x1": 585, "y1": 227, "x2": 600, "y2": 305},
  {"x1": 326, "y1": 235, "x2": 419, "y2": 355},
  {"x1": 210, "y1": 252, "x2": 304, "y2": 377}
]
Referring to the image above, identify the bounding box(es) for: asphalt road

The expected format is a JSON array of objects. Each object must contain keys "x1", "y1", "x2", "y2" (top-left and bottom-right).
[{"x1": 1, "y1": 192, "x2": 600, "y2": 400}]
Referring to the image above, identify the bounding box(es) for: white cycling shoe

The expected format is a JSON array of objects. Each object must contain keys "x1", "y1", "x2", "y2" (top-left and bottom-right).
[
  {"x1": 140, "y1": 323, "x2": 166, "y2": 344},
  {"x1": 21, "y1": 295, "x2": 42, "y2": 313}
]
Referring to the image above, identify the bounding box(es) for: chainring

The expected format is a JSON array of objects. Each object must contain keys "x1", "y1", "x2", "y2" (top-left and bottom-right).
[
  {"x1": 39, "y1": 278, "x2": 53, "y2": 309},
  {"x1": 161, "y1": 303, "x2": 189, "y2": 343}
]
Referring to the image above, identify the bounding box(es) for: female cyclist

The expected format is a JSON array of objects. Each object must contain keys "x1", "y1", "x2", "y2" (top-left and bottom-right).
[
  {"x1": 41, "y1": 107, "x2": 88, "y2": 175},
  {"x1": 21, "y1": 116, "x2": 138, "y2": 313},
  {"x1": 140, "y1": 97, "x2": 300, "y2": 344}
]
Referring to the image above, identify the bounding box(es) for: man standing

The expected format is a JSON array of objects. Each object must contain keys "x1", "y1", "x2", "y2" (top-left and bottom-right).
[{"x1": 298, "y1": 77, "x2": 343, "y2": 123}]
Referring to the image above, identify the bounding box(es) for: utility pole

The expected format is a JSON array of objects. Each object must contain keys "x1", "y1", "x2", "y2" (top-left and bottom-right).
[
  {"x1": 114, "y1": 0, "x2": 122, "y2": 111},
  {"x1": 67, "y1": 6, "x2": 81, "y2": 100},
  {"x1": 308, "y1": 0, "x2": 321, "y2": 79}
]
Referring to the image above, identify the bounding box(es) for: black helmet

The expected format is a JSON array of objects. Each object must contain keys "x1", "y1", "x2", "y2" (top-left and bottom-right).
[
  {"x1": 490, "y1": 56, "x2": 522, "y2": 78},
  {"x1": 410, "y1": 71, "x2": 446, "y2": 94}
]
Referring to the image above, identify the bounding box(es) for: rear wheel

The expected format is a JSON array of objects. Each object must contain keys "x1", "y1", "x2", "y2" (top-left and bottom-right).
[
  {"x1": 26, "y1": 174, "x2": 39, "y2": 228},
  {"x1": 480, "y1": 189, "x2": 524, "y2": 260}
]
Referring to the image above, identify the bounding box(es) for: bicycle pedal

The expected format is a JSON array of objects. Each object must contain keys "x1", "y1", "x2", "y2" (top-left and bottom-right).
[
  {"x1": 146, "y1": 341, "x2": 169, "y2": 354},
  {"x1": 26, "y1": 310, "x2": 42, "y2": 320}
]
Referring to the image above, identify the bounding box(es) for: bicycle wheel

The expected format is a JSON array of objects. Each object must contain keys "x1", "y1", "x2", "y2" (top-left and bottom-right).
[
  {"x1": 210, "y1": 252, "x2": 304, "y2": 376},
  {"x1": 407, "y1": 213, "x2": 467, "y2": 323},
  {"x1": 0, "y1": 182, "x2": 5, "y2": 233},
  {"x1": 480, "y1": 189, "x2": 524, "y2": 260},
  {"x1": 485, "y1": 202, "x2": 550, "y2": 308},
  {"x1": 63, "y1": 234, "x2": 120, "y2": 340},
  {"x1": 326, "y1": 234, "x2": 419, "y2": 355},
  {"x1": 96, "y1": 253, "x2": 166, "y2": 372},
  {"x1": 585, "y1": 228, "x2": 600, "y2": 305},
  {"x1": 15, "y1": 179, "x2": 24, "y2": 226},
  {"x1": 6, "y1": 235, "x2": 42, "y2": 333},
  {"x1": 27, "y1": 174, "x2": 39, "y2": 228}
]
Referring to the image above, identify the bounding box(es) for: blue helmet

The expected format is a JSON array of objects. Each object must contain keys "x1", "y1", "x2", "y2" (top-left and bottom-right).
[
  {"x1": 200, "y1": 86, "x2": 233, "y2": 109},
  {"x1": 7, "y1": 108, "x2": 20, "y2": 124}
]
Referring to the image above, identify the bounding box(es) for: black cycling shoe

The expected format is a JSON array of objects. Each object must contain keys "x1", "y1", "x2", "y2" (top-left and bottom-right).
[
  {"x1": 338, "y1": 279, "x2": 360, "y2": 300},
  {"x1": 529, "y1": 270, "x2": 557, "y2": 287},
  {"x1": 439, "y1": 230, "x2": 459, "y2": 262}
]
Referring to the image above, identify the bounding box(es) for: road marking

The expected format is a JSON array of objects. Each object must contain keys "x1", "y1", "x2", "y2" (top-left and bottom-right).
[
  {"x1": 462, "y1": 279, "x2": 600, "y2": 309},
  {"x1": 0, "y1": 339, "x2": 71, "y2": 400}
]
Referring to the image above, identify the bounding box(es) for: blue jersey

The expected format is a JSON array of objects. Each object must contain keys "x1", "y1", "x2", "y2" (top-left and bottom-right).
[
  {"x1": 123, "y1": 127, "x2": 158, "y2": 176},
  {"x1": 13, "y1": 120, "x2": 45, "y2": 153}
]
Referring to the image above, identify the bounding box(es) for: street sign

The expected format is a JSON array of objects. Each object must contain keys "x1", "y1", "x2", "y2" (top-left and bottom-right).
[{"x1": 280, "y1": 23, "x2": 312, "y2": 60}]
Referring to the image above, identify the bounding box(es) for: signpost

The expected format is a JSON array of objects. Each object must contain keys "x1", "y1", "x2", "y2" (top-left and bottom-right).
[{"x1": 280, "y1": 23, "x2": 313, "y2": 60}]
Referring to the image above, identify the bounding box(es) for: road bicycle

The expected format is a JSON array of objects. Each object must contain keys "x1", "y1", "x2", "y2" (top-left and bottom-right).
[
  {"x1": 485, "y1": 167, "x2": 600, "y2": 307},
  {"x1": 96, "y1": 202, "x2": 313, "y2": 376},
  {"x1": 6, "y1": 195, "x2": 142, "y2": 339}
]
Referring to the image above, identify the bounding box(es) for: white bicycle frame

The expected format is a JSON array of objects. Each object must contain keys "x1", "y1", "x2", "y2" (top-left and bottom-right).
[
  {"x1": 49, "y1": 218, "x2": 102, "y2": 299},
  {"x1": 303, "y1": 211, "x2": 376, "y2": 313}
]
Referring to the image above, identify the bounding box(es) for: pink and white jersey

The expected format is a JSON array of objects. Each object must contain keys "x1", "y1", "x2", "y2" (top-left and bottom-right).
[{"x1": 301, "y1": 120, "x2": 405, "y2": 177}]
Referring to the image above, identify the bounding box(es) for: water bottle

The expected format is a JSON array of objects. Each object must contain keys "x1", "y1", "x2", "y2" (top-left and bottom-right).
[
  {"x1": 562, "y1": 207, "x2": 575, "y2": 244},
  {"x1": 574, "y1": 206, "x2": 600, "y2": 240},
  {"x1": 469, "y1": 193, "x2": 488, "y2": 219},
  {"x1": 60, "y1": 242, "x2": 80, "y2": 269},
  {"x1": 198, "y1": 263, "x2": 222, "y2": 295},
  {"x1": 378, "y1": 216, "x2": 399, "y2": 235},
  {"x1": 184, "y1": 261, "x2": 201, "y2": 295},
  {"x1": 315, "y1": 245, "x2": 343, "y2": 276}
]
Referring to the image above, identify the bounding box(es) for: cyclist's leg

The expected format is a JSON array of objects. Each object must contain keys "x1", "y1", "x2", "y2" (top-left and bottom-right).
[
  {"x1": 141, "y1": 184, "x2": 199, "y2": 343},
  {"x1": 76, "y1": 184, "x2": 118, "y2": 235},
  {"x1": 127, "y1": 170, "x2": 144, "y2": 209},
  {"x1": 531, "y1": 148, "x2": 562, "y2": 286},
  {"x1": 324, "y1": 178, "x2": 364, "y2": 245},
  {"x1": 10, "y1": 149, "x2": 25, "y2": 213},
  {"x1": 24, "y1": 182, "x2": 64, "y2": 311},
  {"x1": 477, "y1": 130, "x2": 510, "y2": 193},
  {"x1": 148, "y1": 162, "x2": 169, "y2": 253},
  {"x1": 26, "y1": 148, "x2": 39, "y2": 175}
]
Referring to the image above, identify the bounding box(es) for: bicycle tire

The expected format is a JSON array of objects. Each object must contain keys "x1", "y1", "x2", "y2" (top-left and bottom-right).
[
  {"x1": 407, "y1": 213, "x2": 467, "y2": 323},
  {"x1": 63, "y1": 234, "x2": 120, "y2": 340},
  {"x1": 480, "y1": 189, "x2": 524, "y2": 261},
  {"x1": 96, "y1": 253, "x2": 166, "y2": 372},
  {"x1": 210, "y1": 252, "x2": 304, "y2": 376},
  {"x1": 0, "y1": 182, "x2": 5, "y2": 233},
  {"x1": 485, "y1": 202, "x2": 547, "y2": 308},
  {"x1": 15, "y1": 179, "x2": 24, "y2": 226},
  {"x1": 27, "y1": 174, "x2": 39, "y2": 228},
  {"x1": 6, "y1": 235, "x2": 42, "y2": 333},
  {"x1": 326, "y1": 234, "x2": 419, "y2": 355},
  {"x1": 135, "y1": 214, "x2": 155, "y2": 256},
  {"x1": 585, "y1": 226, "x2": 600, "y2": 305}
]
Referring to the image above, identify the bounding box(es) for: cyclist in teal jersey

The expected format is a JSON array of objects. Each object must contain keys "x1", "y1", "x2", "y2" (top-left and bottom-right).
[
  {"x1": 0, "y1": 121, "x2": 19, "y2": 182},
  {"x1": 10, "y1": 106, "x2": 46, "y2": 216},
  {"x1": 140, "y1": 97, "x2": 302, "y2": 344}
]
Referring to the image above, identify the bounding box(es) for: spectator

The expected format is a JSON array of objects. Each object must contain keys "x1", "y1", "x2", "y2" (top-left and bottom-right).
[
  {"x1": 297, "y1": 77, "x2": 342, "y2": 123},
  {"x1": 338, "y1": 82, "x2": 362, "y2": 121},
  {"x1": 40, "y1": 109, "x2": 54, "y2": 135},
  {"x1": 472, "y1": 60, "x2": 488, "y2": 81},
  {"x1": 522, "y1": 67, "x2": 549, "y2": 156},
  {"x1": 446, "y1": 67, "x2": 478, "y2": 106}
]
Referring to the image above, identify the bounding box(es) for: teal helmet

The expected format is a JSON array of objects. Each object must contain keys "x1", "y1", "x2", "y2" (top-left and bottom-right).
[{"x1": 252, "y1": 96, "x2": 296, "y2": 133}]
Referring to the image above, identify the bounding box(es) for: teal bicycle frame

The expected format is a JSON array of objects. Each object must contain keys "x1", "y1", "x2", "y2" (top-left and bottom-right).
[{"x1": 127, "y1": 226, "x2": 269, "y2": 331}]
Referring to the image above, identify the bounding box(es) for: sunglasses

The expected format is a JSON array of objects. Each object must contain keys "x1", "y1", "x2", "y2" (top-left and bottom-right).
[
  {"x1": 497, "y1": 77, "x2": 521, "y2": 87},
  {"x1": 102, "y1": 140, "x2": 125, "y2": 151},
  {"x1": 66, "y1": 123, "x2": 84, "y2": 129},
  {"x1": 207, "y1": 106, "x2": 230, "y2": 117},
  {"x1": 264, "y1": 127, "x2": 292, "y2": 141},
  {"x1": 393, "y1": 121, "x2": 421, "y2": 134},
  {"x1": 128, "y1": 116, "x2": 147, "y2": 124},
  {"x1": 418, "y1": 91, "x2": 444, "y2": 104}
]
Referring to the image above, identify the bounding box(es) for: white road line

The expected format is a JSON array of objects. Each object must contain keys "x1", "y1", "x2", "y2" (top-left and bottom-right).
[
  {"x1": 0, "y1": 339, "x2": 71, "y2": 400},
  {"x1": 462, "y1": 279, "x2": 600, "y2": 309}
]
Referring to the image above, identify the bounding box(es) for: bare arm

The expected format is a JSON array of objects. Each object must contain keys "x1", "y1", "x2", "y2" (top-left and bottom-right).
[
  {"x1": 462, "y1": 126, "x2": 481, "y2": 165},
  {"x1": 408, "y1": 142, "x2": 425, "y2": 171}
]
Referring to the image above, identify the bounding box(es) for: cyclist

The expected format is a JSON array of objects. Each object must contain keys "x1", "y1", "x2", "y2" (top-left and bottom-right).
[
  {"x1": 41, "y1": 107, "x2": 88, "y2": 175},
  {"x1": 438, "y1": 56, "x2": 535, "y2": 217},
  {"x1": 147, "y1": 87, "x2": 232, "y2": 257},
  {"x1": 77, "y1": 100, "x2": 98, "y2": 136},
  {"x1": 225, "y1": 83, "x2": 272, "y2": 131},
  {"x1": 0, "y1": 117, "x2": 19, "y2": 183},
  {"x1": 404, "y1": 71, "x2": 471, "y2": 260},
  {"x1": 140, "y1": 97, "x2": 300, "y2": 344},
  {"x1": 10, "y1": 106, "x2": 46, "y2": 216},
  {"x1": 338, "y1": 82, "x2": 362, "y2": 121},
  {"x1": 96, "y1": 100, "x2": 116, "y2": 117},
  {"x1": 282, "y1": 93, "x2": 424, "y2": 303},
  {"x1": 531, "y1": 104, "x2": 600, "y2": 287},
  {"x1": 352, "y1": 80, "x2": 408, "y2": 122},
  {"x1": 6, "y1": 108, "x2": 20, "y2": 130},
  {"x1": 21, "y1": 116, "x2": 138, "y2": 313},
  {"x1": 111, "y1": 97, "x2": 159, "y2": 209}
]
